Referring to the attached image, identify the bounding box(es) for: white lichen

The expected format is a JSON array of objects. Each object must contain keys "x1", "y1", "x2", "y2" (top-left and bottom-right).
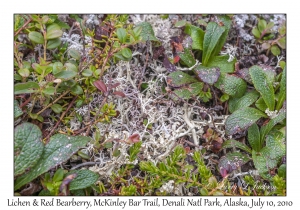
[
  {"x1": 234, "y1": 14, "x2": 249, "y2": 28},
  {"x1": 265, "y1": 108, "x2": 279, "y2": 119},
  {"x1": 270, "y1": 14, "x2": 286, "y2": 32},
  {"x1": 88, "y1": 59, "x2": 227, "y2": 177},
  {"x1": 220, "y1": 43, "x2": 238, "y2": 62}
]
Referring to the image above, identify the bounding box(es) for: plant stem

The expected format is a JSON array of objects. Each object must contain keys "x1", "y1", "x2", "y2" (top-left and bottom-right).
[
  {"x1": 44, "y1": 95, "x2": 78, "y2": 141},
  {"x1": 73, "y1": 97, "x2": 107, "y2": 135},
  {"x1": 37, "y1": 91, "x2": 70, "y2": 115},
  {"x1": 14, "y1": 15, "x2": 32, "y2": 37}
]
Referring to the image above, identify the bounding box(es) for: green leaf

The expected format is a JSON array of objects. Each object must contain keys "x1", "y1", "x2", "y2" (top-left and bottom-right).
[
  {"x1": 178, "y1": 48, "x2": 196, "y2": 67},
  {"x1": 197, "y1": 19, "x2": 208, "y2": 27},
  {"x1": 15, "y1": 134, "x2": 91, "y2": 190},
  {"x1": 116, "y1": 28, "x2": 127, "y2": 43},
  {"x1": 137, "y1": 22, "x2": 159, "y2": 42},
  {"x1": 14, "y1": 82, "x2": 40, "y2": 94},
  {"x1": 200, "y1": 188, "x2": 209, "y2": 195},
  {"x1": 113, "y1": 51, "x2": 126, "y2": 61},
  {"x1": 253, "y1": 131, "x2": 285, "y2": 180},
  {"x1": 39, "y1": 189, "x2": 52, "y2": 196},
  {"x1": 51, "y1": 104, "x2": 62, "y2": 114},
  {"x1": 173, "y1": 82, "x2": 203, "y2": 100},
  {"x1": 14, "y1": 73, "x2": 22, "y2": 81},
  {"x1": 133, "y1": 26, "x2": 142, "y2": 39},
  {"x1": 265, "y1": 131, "x2": 285, "y2": 164},
  {"x1": 260, "y1": 106, "x2": 286, "y2": 143},
  {"x1": 54, "y1": 19, "x2": 70, "y2": 29},
  {"x1": 103, "y1": 142, "x2": 113, "y2": 149},
  {"x1": 54, "y1": 70, "x2": 77, "y2": 80},
  {"x1": 247, "y1": 123, "x2": 261, "y2": 152},
  {"x1": 167, "y1": 71, "x2": 197, "y2": 88},
  {"x1": 252, "y1": 150, "x2": 270, "y2": 180},
  {"x1": 54, "y1": 63, "x2": 78, "y2": 80},
  {"x1": 82, "y1": 69, "x2": 93, "y2": 77},
  {"x1": 213, "y1": 15, "x2": 231, "y2": 57},
  {"x1": 46, "y1": 24, "x2": 63, "y2": 40},
  {"x1": 184, "y1": 24, "x2": 204, "y2": 50},
  {"x1": 42, "y1": 87, "x2": 55, "y2": 95},
  {"x1": 37, "y1": 115, "x2": 44, "y2": 122},
  {"x1": 202, "y1": 22, "x2": 225, "y2": 65},
  {"x1": 222, "y1": 139, "x2": 252, "y2": 154},
  {"x1": 263, "y1": 33, "x2": 275, "y2": 40},
  {"x1": 69, "y1": 49, "x2": 81, "y2": 60},
  {"x1": 71, "y1": 84, "x2": 83, "y2": 95},
  {"x1": 194, "y1": 65, "x2": 220, "y2": 85},
  {"x1": 251, "y1": 27, "x2": 261, "y2": 39},
  {"x1": 65, "y1": 63, "x2": 78, "y2": 72},
  {"x1": 52, "y1": 62, "x2": 63, "y2": 75},
  {"x1": 279, "y1": 25, "x2": 286, "y2": 35},
  {"x1": 78, "y1": 150, "x2": 90, "y2": 160},
  {"x1": 18, "y1": 68, "x2": 30, "y2": 77},
  {"x1": 28, "y1": 31, "x2": 44, "y2": 44},
  {"x1": 228, "y1": 90, "x2": 260, "y2": 113},
  {"x1": 277, "y1": 37, "x2": 286, "y2": 49},
  {"x1": 53, "y1": 168, "x2": 64, "y2": 182},
  {"x1": 276, "y1": 67, "x2": 286, "y2": 110},
  {"x1": 270, "y1": 45, "x2": 280, "y2": 56},
  {"x1": 220, "y1": 93, "x2": 229, "y2": 102},
  {"x1": 175, "y1": 20, "x2": 187, "y2": 27},
  {"x1": 258, "y1": 19, "x2": 267, "y2": 33},
  {"x1": 278, "y1": 164, "x2": 286, "y2": 178},
  {"x1": 249, "y1": 65, "x2": 275, "y2": 111},
  {"x1": 121, "y1": 48, "x2": 132, "y2": 59},
  {"x1": 14, "y1": 100, "x2": 23, "y2": 118},
  {"x1": 255, "y1": 97, "x2": 268, "y2": 111},
  {"x1": 47, "y1": 38, "x2": 61, "y2": 49},
  {"x1": 225, "y1": 107, "x2": 267, "y2": 135},
  {"x1": 207, "y1": 55, "x2": 236, "y2": 73},
  {"x1": 14, "y1": 123, "x2": 44, "y2": 176},
  {"x1": 68, "y1": 170, "x2": 99, "y2": 191},
  {"x1": 71, "y1": 189, "x2": 86, "y2": 196},
  {"x1": 265, "y1": 22, "x2": 274, "y2": 32},
  {"x1": 214, "y1": 73, "x2": 247, "y2": 97}
]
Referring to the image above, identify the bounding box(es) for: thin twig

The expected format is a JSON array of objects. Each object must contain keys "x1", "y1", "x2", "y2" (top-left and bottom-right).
[
  {"x1": 183, "y1": 139, "x2": 202, "y2": 149},
  {"x1": 44, "y1": 96, "x2": 78, "y2": 141},
  {"x1": 20, "y1": 95, "x2": 33, "y2": 108},
  {"x1": 73, "y1": 97, "x2": 107, "y2": 135},
  {"x1": 14, "y1": 15, "x2": 32, "y2": 37},
  {"x1": 37, "y1": 91, "x2": 70, "y2": 115},
  {"x1": 138, "y1": 53, "x2": 149, "y2": 90}
]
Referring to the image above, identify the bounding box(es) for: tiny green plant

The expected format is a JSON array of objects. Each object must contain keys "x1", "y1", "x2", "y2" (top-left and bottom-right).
[
  {"x1": 139, "y1": 145, "x2": 230, "y2": 195},
  {"x1": 40, "y1": 168, "x2": 65, "y2": 196},
  {"x1": 166, "y1": 15, "x2": 246, "y2": 102},
  {"x1": 252, "y1": 18, "x2": 286, "y2": 56}
]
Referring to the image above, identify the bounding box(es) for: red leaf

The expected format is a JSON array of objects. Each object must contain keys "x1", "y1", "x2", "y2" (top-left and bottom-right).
[
  {"x1": 94, "y1": 80, "x2": 107, "y2": 93},
  {"x1": 173, "y1": 55, "x2": 180, "y2": 64},
  {"x1": 113, "y1": 91, "x2": 126, "y2": 98},
  {"x1": 220, "y1": 167, "x2": 228, "y2": 178},
  {"x1": 110, "y1": 82, "x2": 121, "y2": 89},
  {"x1": 128, "y1": 133, "x2": 140, "y2": 143}
]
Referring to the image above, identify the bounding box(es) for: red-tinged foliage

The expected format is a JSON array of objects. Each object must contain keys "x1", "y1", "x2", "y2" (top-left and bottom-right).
[{"x1": 94, "y1": 80, "x2": 108, "y2": 93}]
